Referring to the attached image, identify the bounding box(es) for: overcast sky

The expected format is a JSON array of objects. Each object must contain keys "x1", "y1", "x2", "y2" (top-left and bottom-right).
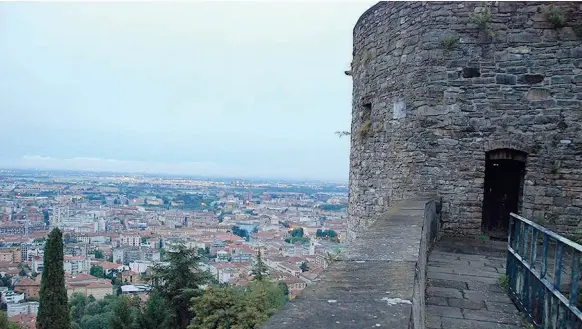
[{"x1": 0, "y1": 1, "x2": 374, "y2": 182}]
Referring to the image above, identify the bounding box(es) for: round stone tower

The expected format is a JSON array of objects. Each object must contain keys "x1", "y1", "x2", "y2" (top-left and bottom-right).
[{"x1": 348, "y1": 1, "x2": 582, "y2": 240}]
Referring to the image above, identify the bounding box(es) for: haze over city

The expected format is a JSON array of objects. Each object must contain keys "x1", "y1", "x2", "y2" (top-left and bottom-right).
[{"x1": 0, "y1": 2, "x2": 376, "y2": 182}]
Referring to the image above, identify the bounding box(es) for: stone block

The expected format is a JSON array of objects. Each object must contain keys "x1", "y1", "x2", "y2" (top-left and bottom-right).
[
  {"x1": 508, "y1": 31, "x2": 541, "y2": 43},
  {"x1": 495, "y1": 74, "x2": 516, "y2": 85},
  {"x1": 426, "y1": 305, "x2": 463, "y2": 318},
  {"x1": 572, "y1": 47, "x2": 582, "y2": 58},
  {"x1": 526, "y1": 88, "x2": 551, "y2": 100},
  {"x1": 520, "y1": 74, "x2": 544, "y2": 84},
  {"x1": 428, "y1": 278, "x2": 468, "y2": 290},
  {"x1": 462, "y1": 68, "x2": 481, "y2": 78},
  {"x1": 485, "y1": 301, "x2": 519, "y2": 314},
  {"x1": 551, "y1": 76, "x2": 572, "y2": 84},
  {"x1": 426, "y1": 296, "x2": 448, "y2": 306},
  {"x1": 441, "y1": 317, "x2": 522, "y2": 329},
  {"x1": 427, "y1": 286, "x2": 463, "y2": 299},
  {"x1": 462, "y1": 309, "x2": 521, "y2": 325},
  {"x1": 462, "y1": 291, "x2": 513, "y2": 303},
  {"x1": 466, "y1": 281, "x2": 505, "y2": 293},
  {"x1": 554, "y1": 197, "x2": 570, "y2": 207},
  {"x1": 447, "y1": 298, "x2": 486, "y2": 310}
]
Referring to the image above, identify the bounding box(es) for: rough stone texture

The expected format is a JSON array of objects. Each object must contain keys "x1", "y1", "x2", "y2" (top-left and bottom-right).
[
  {"x1": 426, "y1": 237, "x2": 527, "y2": 329},
  {"x1": 262, "y1": 199, "x2": 438, "y2": 329},
  {"x1": 347, "y1": 1, "x2": 582, "y2": 239}
]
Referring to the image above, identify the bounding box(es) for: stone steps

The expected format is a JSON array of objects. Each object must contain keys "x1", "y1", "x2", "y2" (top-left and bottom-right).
[{"x1": 426, "y1": 237, "x2": 528, "y2": 329}]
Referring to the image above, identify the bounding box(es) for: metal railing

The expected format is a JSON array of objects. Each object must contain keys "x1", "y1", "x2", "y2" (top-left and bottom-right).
[{"x1": 507, "y1": 213, "x2": 582, "y2": 329}]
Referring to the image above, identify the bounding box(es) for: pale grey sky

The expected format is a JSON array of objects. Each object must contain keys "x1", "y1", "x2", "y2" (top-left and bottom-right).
[{"x1": 0, "y1": 1, "x2": 374, "y2": 182}]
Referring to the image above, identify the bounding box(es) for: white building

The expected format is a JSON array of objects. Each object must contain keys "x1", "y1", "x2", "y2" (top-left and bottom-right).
[
  {"x1": 32, "y1": 256, "x2": 44, "y2": 274},
  {"x1": 1, "y1": 290, "x2": 25, "y2": 304},
  {"x1": 120, "y1": 284, "x2": 151, "y2": 295},
  {"x1": 7, "y1": 301, "x2": 38, "y2": 317},
  {"x1": 129, "y1": 261, "x2": 151, "y2": 274},
  {"x1": 216, "y1": 250, "x2": 229, "y2": 262},
  {"x1": 120, "y1": 234, "x2": 141, "y2": 247},
  {"x1": 64, "y1": 256, "x2": 90, "y2": 275}
]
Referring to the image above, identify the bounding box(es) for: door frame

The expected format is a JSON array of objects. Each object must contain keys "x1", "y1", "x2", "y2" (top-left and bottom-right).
[{"x1": 481, "y1": 148, "x2": 528, "y2": 238}]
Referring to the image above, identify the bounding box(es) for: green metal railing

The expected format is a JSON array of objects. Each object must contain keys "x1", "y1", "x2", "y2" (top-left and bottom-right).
[{"x1": 507, "y1": 213, "x2": 582, "y2": 329}]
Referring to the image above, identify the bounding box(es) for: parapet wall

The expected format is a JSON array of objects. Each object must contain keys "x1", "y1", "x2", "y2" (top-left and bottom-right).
[
  {"x1": 348, "y1": 1, "x2": 582, "y2": 239},
  {"x1": 262, "y1": 199, "x2": 439, "y2": 329}
]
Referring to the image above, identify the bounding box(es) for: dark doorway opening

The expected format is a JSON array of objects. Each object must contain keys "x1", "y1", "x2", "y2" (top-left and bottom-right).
[{"x1": 482, "y1": 149, "x2": 526, "y2": 240}]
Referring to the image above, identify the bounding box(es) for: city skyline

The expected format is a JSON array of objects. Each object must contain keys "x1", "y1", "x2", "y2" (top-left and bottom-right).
[{"x1": 0, "y1": 2, "x2": 375, "y2": 182}]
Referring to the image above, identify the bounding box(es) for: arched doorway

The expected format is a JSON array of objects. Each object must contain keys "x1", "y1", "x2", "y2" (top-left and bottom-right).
[{"x1": 481, "y1": 149, "x2": 527, "y2": 240}]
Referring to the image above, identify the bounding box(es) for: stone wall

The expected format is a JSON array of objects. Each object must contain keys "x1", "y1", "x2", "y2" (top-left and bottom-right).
[
  {"x1": 262, "y1": 199, "x2": 439, "y2": 329},
  {"x1": 348, "y1": 1, "x2": 582, "y2": 239}
]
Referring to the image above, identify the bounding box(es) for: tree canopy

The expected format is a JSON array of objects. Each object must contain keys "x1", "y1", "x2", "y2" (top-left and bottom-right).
[
  {"x1": 148, "y1": 244, "x2": 211, "y2": 329},
  {"x1": 190, "y1": 279, "x2": 288, "y2": 329}
]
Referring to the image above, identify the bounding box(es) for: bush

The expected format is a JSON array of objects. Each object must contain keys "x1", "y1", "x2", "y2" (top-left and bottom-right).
[
  {"x1": 547, "y1": 7, "x2": 566, "y2": 28},
  {"x1": 441, "y1": 34, "x2": 460, "y2": 50},
  {"x1": 470, "y1": 6, "x2": 492, "y2": 28},
  {"x1": 359, "y1": 119, "x2": 371, "y2": 138}
]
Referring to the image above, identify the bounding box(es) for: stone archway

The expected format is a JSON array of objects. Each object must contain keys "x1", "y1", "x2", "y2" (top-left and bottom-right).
[{"x1": 481, "y1": 148, "x2": 527, "y2": 239}]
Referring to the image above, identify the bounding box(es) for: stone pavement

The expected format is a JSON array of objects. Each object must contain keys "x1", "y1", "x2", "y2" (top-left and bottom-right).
[{"x1": 426, "y1": 237, "x2": 528, "y2": 329}]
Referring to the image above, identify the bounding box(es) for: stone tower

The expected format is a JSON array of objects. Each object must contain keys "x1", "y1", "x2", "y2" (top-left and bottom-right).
[{"x1": 348, "y1": 1, "x2": 582, "y2": 240}]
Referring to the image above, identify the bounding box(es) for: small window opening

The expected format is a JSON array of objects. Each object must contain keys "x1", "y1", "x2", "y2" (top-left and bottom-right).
[{"x1": 361, "y1": 103, "x2": 372, "y2": 123}]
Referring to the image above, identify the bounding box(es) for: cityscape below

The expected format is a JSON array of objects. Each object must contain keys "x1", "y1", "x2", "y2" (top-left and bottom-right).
[{"x1": 0, "y1": 168, "x2": 348, "y2": 329}]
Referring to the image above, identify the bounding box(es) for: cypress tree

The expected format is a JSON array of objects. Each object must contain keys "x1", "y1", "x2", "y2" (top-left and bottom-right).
[
  {"x1": 37, "y1": 228, "x2": 70, "y2": 329},
  {"x1": 251, "y1": 248, "x2": 268, "y2": 281}
]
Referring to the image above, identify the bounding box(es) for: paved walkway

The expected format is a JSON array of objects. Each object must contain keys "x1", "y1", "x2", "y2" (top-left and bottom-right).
[{"x1": 426, "y1": 237, "x2": 527, "y2": 329}]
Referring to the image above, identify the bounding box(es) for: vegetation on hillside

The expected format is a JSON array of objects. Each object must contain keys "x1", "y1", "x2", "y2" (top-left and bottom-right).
[
  {"x1": 38, "y1": 243, "x2": 288, "y2": 329},
  {"x1": 189, "y1": 248, "x2": 288, "y2": 329}
]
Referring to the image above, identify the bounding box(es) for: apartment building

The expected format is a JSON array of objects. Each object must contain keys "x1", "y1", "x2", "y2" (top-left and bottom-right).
[{"x1": 64, "y1": 256, "x2": 90, "y2": 275}]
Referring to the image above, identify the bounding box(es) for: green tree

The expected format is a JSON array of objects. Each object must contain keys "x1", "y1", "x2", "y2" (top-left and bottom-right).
[
  {"x1": 250, "y1": 249, "x2": 268, "y2": 281},
  {"x1": 290, "y1": 228, "x2": 304, "y2": 238},
  {"x1": 0, "y1": 275, "x2": 12, "y2": 289},
  {"x1": 0, "y1": 311, "x2": 9, "y2": 329},
  {"x1": 277, "y1": 282, "x2": 289, "y2": 297},
  {"x1": 0, "y1": 314, "x2": 21, "y2": 329},
  {"x1": 189, "y1": 285, "x2": 245, "y2": 329},
  {"x1": 80, "y1": 315, "x2": 108, "y2": 329},
  {"x1": 246, "y1": 280, "x2": 287, "y2": 318},
  {"x1": 68, "y1": 292, "x2": 89, "y2": 326},
  {"x1": 89, "y1": 250, "x2": 104, "y2": 259},
  {"x1": 190, "y1": 280, "x2": 288, "y2": 329},
  {"x1": 90, "y1": 265, "x2": 105, "y2": 278},
  {"x1": 109, "y1": 295, "x2": 136, "y2": 329},
  {"x1": 38, "y1": 228, "x2": 70, "y2": 329},
  {"x1": 136, "y1": 292, "x2": 171, "y2": 329},
  {"x1": 63, "y1": 233, "x2": 77, "y2": 244},
  {"x1": 300, "y1": 262, "x2": 309, "y2": 272},
  {"x1": 149, "y1": 244, "x2": 211, "y2": 329}
]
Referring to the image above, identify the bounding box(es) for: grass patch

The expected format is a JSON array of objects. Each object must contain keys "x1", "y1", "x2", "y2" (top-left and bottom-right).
[
  {"x1": 519, "y1": 313, "x2": 535, "y2": 329},
  {"x1": 498, "y1": 274, "x2": 509, "y2": 291},
  {"x1": 547, "y1": 7, "x2": 566, "y2": 28},
  {"x1": 359, "y1": 119, "x2": 371, "y2": 138},
  {"x1": 441, "y1": 34, "x2": 460, "y2": 50},
  {"x1": 479, "y1": 233, "x2": 490, "y2": 241}
]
